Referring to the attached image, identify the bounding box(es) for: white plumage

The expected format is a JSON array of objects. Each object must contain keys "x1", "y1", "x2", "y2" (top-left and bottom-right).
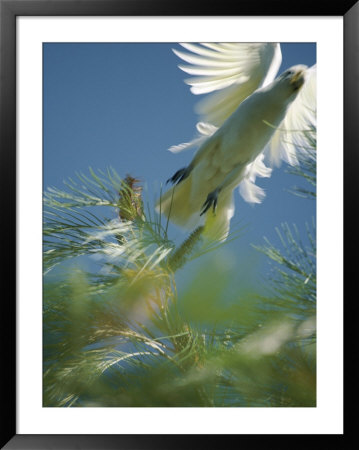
[{"x1": 156, "y1": 43, "x2": 316, "y2": 241}]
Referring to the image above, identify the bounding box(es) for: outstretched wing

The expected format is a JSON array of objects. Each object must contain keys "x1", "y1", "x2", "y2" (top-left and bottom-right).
[
  {"x1": 267, "y1": 64, "x2": 317, "y2": 167},
  {"x1": 174, "y1": 42, "x2": 282, "y2": 127}
]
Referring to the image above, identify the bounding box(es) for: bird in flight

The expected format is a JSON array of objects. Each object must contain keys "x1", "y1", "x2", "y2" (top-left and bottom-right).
[{"x1": 156, "y1": 43, "x2": 316, "y2": 241}]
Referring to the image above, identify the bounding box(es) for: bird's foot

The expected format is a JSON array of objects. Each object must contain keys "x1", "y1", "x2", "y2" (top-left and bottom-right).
[
  {"x1": 166, "y1": 167, "x2": 188, "y2": 185},
  {"x1": 200, "y1": 189, "x2": 220, "y2": 216}
]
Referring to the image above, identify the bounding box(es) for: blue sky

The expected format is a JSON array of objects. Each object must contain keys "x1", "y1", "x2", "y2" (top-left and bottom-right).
[{"x1": 43, "y1": 42, "x2": 316, "y2": 291}]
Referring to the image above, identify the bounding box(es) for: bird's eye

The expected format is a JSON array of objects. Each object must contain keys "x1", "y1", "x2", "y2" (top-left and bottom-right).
[{"x1": 286, "y1": 70, "x2": 294, "y2": 76}]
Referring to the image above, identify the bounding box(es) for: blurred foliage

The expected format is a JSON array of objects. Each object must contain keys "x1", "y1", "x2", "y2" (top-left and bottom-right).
[{"x1": 43, "y1": 129, "x2": 316, "y2": 407}]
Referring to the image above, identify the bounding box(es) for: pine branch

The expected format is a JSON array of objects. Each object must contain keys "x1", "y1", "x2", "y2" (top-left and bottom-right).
[
  {"x1": 253, "y1": 221, "x2": 316, "y2": 320},
  {"x1": 43, "y1": 165, "x2": 316, "y2": 407}
]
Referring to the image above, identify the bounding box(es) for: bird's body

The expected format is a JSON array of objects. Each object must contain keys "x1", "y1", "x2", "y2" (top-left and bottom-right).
[{"x1": 157, "y1": 43, "x2": 316, "y2": 241}]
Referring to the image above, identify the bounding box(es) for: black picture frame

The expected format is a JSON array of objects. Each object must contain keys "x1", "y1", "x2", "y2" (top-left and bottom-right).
[{"x1": 1, "y1": 1, "x2": 356, "y2": 448}]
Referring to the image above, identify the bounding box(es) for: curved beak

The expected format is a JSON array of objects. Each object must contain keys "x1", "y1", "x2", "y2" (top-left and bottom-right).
[
  {"x1": 290, "y1": 70, "x2": 304, "y2": 85},
  {"x1": 290, "y1": 68, "x2": 307, "y2": 90}
]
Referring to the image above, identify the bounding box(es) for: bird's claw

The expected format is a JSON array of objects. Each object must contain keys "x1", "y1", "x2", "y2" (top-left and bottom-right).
[
  {"x1": 166, "y1": 167, "x2": 188, "y2": 185},
  {"x1": 200, "y1": 189, "x2": 219, "y2": 216}
]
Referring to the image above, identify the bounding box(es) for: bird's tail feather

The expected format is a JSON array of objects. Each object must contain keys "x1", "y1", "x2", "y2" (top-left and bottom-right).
[
  {"x1": 157, "y1": 179, "x2": 235, "y2": 242},
  {"x1": 156, "y1": 175, "x2": 201, "y2": 229},
  {"x1": 203, "y1": 190, "x2": 235, "y2": 242}
]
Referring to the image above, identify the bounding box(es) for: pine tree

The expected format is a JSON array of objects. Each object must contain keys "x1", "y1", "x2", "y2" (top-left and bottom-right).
[{"x1": 43, "y1": 127, "x2": 316, "y2": 407}]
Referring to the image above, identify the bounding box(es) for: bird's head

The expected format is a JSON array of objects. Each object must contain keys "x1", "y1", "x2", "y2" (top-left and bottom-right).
[{"x1": 277, "y1": 64, "x2": 308, "y2": 98}]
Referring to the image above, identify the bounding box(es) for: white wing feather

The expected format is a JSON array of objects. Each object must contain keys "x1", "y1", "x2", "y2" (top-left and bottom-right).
[
  {"x1": 239, "y1": 153, "x2": 272, "y2": 204},
  {"x1": 174, "y1": 43, "x2": 282, "y2": 126},
  {"x1": 267, "y1": 65, "x2": 317, "y2": 167},
  {"x1": 168, "y1": 122, "x2": 218, "y2": 154}
]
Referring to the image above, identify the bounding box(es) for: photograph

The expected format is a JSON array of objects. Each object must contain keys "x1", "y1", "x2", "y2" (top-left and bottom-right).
[
  {"x1": 0, "y1": 0, "x2": 353, "y2": 444},
  {"x1": 43, "y1": 42, "x2": 317, "y2": 408}
]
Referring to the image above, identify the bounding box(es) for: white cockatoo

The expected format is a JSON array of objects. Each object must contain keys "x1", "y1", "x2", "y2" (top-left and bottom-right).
[{"x1": 156, "y1": 43, "x2": 316, "y2": 241}]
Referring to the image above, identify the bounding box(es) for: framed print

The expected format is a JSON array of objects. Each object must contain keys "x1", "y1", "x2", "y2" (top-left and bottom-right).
[{"x1": 1, "y1": 0, "x2": 356, "y2": 448}]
